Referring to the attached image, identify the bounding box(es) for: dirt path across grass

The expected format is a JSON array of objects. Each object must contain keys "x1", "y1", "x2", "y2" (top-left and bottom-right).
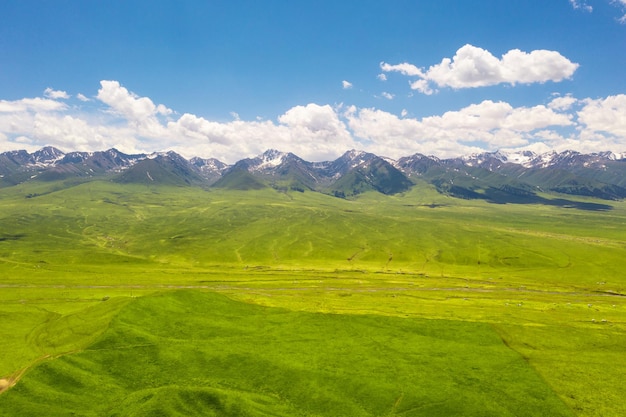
[
  {"x1": 0, "y1": 283, "x2": 623, "y2": 298},
  {"x1": 0, "y1": 354, "x2": 52, "y2": 395}
]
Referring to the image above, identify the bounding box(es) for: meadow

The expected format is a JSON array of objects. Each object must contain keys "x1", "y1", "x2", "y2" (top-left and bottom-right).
[{"x1": 0, "y1": 180, "x2": 625, "y2": 416}]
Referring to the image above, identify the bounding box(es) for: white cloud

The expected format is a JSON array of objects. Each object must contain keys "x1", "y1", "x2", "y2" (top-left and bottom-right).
[
  {"x1": 549, "y1": 94, "x2": 578, "y2": 111},
  {"x1": 381, "y1": 92, "x2": 394, "y2": 100},
  {"x1": 345, "y1": 100, "x2": 576, "y2": 158},
  {"x1": 156, "y1": 104, "x2": 172, "y2": 115},
  {"x1": 569, "y1": 0, "x2": 626, "y2": 24},
  {"x1": 342, "y1": 80, "x2": 353, "y2": 89},
  {"x1": 278, "y1": 103, "x2": 353, "y2": 145},
  {"x1": 502, "y1": 105, "x2": 573, "y2": 131},
  {"x1": 95, "y1": 80, "x2": 172, "y2": 142},
  {"x1": 32, "y1": 113, "x2": 109, "y2": 150},
  {"x1": 573, "y1": 1, "x2": 626, "y2": 23},
  {"x1": 97, "y1": 80, "x2": 172, "y2": 122},
  {"x1": 0, "y1": 103, "x2": 139, "y2": 154},
  {"x1": 165, "y1": 103, "x2": 356, "y2": 162},
  {"x1": 409, "y1": 79, "x2": 434, "y2": 95},
  {"x1": 167, "y1": 113, "x2": 239, "y2": 146},
  {"x1": 532, "y1": 129, "x2": 569, "y2": 143},
  {"x1": 346, "y1": 107, "x2": 487, "y2": 158},
  {"x1": 380, "y1": 62, "x2": 424, "y2": 77},
  {"x1": 614, "y1": 0, "x2": 626, "y2": 23},
  {"x1": 1, "y1": 80, "x2": 625, "y2": 163},
  {"x1": 0, "y1": 97, "x2": 67, "y2": 113},
  {"x1": 44, "y1": 88, "x2": 70, "y2": 100},
  {"x1": 76, "y1": 93, "x2": 90, "y2": 102},
  {"x1": 382, "y1": 44, "x2": 579, "y2": 94},
  {"x1": 377, "y1": 73, "x2": 387, "y2": 81},
  {"x1": 577, "y1": 94, "x2": 626, "y2": 138},
  {"x1": 570, "y1": 0, "x2": 593, "y2": 12},
  {"x1": 423, "y1": 100, "x2": 572, "y2": 132}
]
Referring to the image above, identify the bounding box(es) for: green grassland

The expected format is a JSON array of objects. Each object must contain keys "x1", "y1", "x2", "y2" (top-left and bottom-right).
[{"x1": 1, "y1": 180, "x2": 625, "y2": 415}]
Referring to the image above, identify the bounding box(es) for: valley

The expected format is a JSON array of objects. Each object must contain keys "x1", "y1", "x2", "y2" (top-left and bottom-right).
[
  {"x1": 0, "y1": 172, "x2": 625, "y2": 416},
  {"x1": 4, "y1": 0, "x2": 626, "y2": 414}
]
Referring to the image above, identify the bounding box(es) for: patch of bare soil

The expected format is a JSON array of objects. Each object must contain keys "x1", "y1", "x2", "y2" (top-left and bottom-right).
[{"x1": 0, "y1": 378, "x2": 11, "y2": 393}]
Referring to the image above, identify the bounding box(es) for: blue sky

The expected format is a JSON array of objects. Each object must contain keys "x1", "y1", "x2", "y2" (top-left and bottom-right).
[{"x1": 1, "y1": 0, "x2": 625, "y2": 162}]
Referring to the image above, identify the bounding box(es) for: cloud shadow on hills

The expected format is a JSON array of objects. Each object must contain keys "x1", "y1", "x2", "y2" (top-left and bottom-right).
[{"x1": 445, "y1": 186, "x2": 613, "y2": 211}]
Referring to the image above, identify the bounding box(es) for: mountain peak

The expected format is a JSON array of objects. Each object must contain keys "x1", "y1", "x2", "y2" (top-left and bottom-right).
[
  {"x1": 30, "y1": 146, "x2": 65, "y2": 165},
  {"x1": 3, "y1": 146, "x2": 626, "y2": 203},
  {"x1": 255, "y1": 149, "x2": 288, "y2": 170},
  {"x1": 341, "y1": 149, "x2": 367, "y2": 160}
]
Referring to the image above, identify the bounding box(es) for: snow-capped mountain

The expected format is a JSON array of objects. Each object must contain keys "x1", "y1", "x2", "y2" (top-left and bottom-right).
[
  {"x1": 322, "y1": 150, "x2": 379, "y2": 178},
  {"x1": 458, "y1": 149, "x2": 626, "y2": 170},
  {"x1": 1, "y1": 146, "x2": 625, "y2": 203},
  {"x1": 189, "y1": 157, "x2": 229, "y2": 182},
  {"x1": 28, "y1": 146, "x2": 65, "y2": 166}
]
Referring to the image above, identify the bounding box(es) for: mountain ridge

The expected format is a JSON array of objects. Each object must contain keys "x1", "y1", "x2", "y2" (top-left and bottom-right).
[{"x1": 2, "y1": 146, "x2": 625, "y2": 204}]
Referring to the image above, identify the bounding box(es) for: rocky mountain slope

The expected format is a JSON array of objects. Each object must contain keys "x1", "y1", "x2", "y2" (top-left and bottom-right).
[{"x1": 2, "y1": 146, "x2": 625, "y2": 205}]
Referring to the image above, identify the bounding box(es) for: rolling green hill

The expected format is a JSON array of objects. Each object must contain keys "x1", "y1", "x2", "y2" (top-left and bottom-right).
[
  {"x1": 329, "y1": 158, "x2": 413, "y2": 197},
  {"x1": 212, "y1": 168, "x2": 269, "y2": 190},
  {"x1": 0, "y1": 180, "x2": 625, "y2": 416},
  {"x1": 0, "y1": 291, "x2": 574, "y2": 416},
  {"x1": 115, "y1": 154, "x2": 205, "y2": 186}
]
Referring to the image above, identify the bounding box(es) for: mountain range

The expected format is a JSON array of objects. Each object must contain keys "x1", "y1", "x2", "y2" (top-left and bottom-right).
[{"x1": 2, "y1": 146, "x2": 626, "y2": 207}]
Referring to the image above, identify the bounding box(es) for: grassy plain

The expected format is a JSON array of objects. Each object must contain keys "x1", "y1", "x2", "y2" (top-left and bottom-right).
[{"x1": 0, "y1": 180, "x2": 625, "y2": 415}]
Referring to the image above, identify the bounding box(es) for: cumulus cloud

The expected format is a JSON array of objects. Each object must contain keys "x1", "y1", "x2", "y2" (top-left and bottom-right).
[
  {"x1": 342, "y1": 80, "x2": 353, "y2": 89},
  {"x1": 344, "y1": 99, "x2": 576, "y2": 158},
  {"x1": 346, "y1": 107, "x2": 486, "y2": 158},
  {"x1": 549, "y1": 94, "x2": 578, "y2": 111},
  {"x1": 44, "y1": 88, "x2": 70, "y2": 100},
  {"x1": 166, "y1": 103, "x2": 356, "y2": 162},
  {"x1": 409, "y1": 79, "x2": 434, "y2": 95},
  {"x1": 380, "y1": 62, "x2": 423, "y2": 77},
  {"x1": 97, "y1": 80, "x2": 173, "y2": 122},
  {"x1": 32, "y1": 113, "x2": 111, "y2": 150},
  {"x1": 277, "y1": 103, "x2": 354, "y2": 147},
  {"x1": 377, "y1": 73, "x2": 387, "y2": 81},
  {"x1": 0, "y1": 97, "x2": 67, "y2": 113},
  {"x1": 1, "y1": 80, "x2": 626, "y2": 163},
  {"x1": 382, "y1": 44, "x2": 579, "y2": 94},
  {"x1": 0, "y1": 98, "x2": 135, "y2": 153},
  {"x1": 76, "y1": 93, "x2": 90, "y2": 102},
  {"x1": 424, "y1": 100, "x2": 573, "y2": 132},
  {"x1": 95, "y1": 80, "x2": 173, "y2": 143},
  {"x1": 577, "y1": 94, "x2": 626, "y2": 137},
  {"x1": 381, "y1": 92, "x2": 395, "y2": 100}
]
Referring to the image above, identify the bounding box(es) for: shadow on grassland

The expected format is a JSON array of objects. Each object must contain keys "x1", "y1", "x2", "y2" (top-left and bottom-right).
[
  {"x1": 0, "y1": 291, "x2": 574, "y2": 417},
  {"x1": 445, "y1": 186, "x2": 613, "y2": 211},
  {"x1": 0, "y1": 234, "x2": 25, "y2": 242}
]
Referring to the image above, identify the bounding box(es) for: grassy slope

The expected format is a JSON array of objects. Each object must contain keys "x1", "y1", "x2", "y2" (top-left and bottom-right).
[
  {"x1": 2, "y1": 181, "x2": 624, "y2": 288},
  {"x1": 0, "y1": 291, "x2": 573, "y2": 417},
  {"x1": 0, "y1": 180, "x2": 625, "y2": 415}
]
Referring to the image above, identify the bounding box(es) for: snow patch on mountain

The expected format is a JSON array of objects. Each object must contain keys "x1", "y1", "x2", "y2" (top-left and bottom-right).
[
  {"x1": 27, "y1": 146, "x2": 66, "y2": 167},
  {"x1": 255, "y1": 149, "x2": 287, "y2": 170}
]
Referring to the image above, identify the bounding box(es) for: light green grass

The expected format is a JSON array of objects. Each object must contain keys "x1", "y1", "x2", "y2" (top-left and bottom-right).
[
  {"x1": 0, "y1": 180, "x2": 625, "y2": 415},
  {"x1": 2, "y1": 181, "x2": 625, "y2": 289},
  {"x1": 0, "y1": 291, "x2": 574, "y2": 416}
]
